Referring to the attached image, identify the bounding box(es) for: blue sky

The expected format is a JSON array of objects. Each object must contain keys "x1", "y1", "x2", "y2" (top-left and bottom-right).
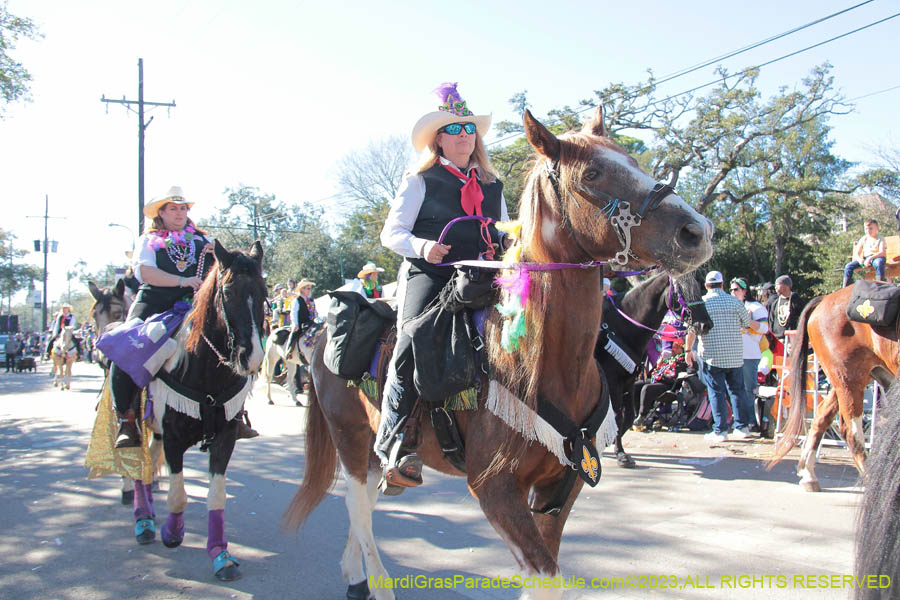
[{"x1": 1, "y1": 0, "x2": 898, "y2": 301}]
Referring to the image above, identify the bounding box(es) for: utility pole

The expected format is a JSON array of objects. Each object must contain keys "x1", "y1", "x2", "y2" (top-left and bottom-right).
[
  {"x1": 26, "y1": 195, "x2": 62, "y2": 331},
  {"x1": 101, "y1": 58, "x2": 176, "y2": 235}
]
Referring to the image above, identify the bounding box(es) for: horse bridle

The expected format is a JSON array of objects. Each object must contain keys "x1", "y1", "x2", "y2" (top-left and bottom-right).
[{"x1": 545, "y1": 160, "x2": 674, "y2": 266}]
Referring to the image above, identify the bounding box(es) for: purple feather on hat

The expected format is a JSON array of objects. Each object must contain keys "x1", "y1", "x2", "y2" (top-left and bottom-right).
[{"x1": 433, "y1": 82, "x2": 461, "y2": 103}]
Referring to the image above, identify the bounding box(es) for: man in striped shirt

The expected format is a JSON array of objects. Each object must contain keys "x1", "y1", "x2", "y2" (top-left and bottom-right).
[{"x1": 686, "y1": 271, "x2": 762, "y2": 442}]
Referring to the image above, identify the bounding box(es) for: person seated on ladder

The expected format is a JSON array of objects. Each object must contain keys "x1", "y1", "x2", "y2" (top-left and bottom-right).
[{"x1": 843, "y1": 219, "x2": 886, "y2": 288}]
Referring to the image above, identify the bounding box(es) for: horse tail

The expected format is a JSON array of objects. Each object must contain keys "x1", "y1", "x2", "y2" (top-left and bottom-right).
[
  {"x1": 281, "y1": 374, "x2": 339, "y2": 532},
  {"x1": 770, "y1": 295, "x2": 823, "y2": 465},
  {"x1": 855, "y1": 384, "x2": 900, "y2": 597}
]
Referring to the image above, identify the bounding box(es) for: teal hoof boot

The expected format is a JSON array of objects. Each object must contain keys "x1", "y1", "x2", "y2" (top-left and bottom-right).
[
  {"x1": 213, "y1": 550, "x2": 241, "y2": 581},
  {"x1": 135, "y1": 518, "x2": 156, "y2": 544}
]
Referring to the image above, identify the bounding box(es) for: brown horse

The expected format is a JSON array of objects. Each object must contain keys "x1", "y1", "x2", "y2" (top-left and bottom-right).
[
  {"x1": 771, "y1": 287, "x2": 898, "y2": 491},
  {"x1": 283, "y1": 107, "x2": 713, "y2": 600}
]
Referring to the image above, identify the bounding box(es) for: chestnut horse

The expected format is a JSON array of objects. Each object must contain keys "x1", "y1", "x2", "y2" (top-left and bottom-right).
[
  {"x1": 771, "y1": 287, "x2": 898, "y2": 491},
  {"x1": 283, "y1": 107, "x2": 713, "y2": 600}
]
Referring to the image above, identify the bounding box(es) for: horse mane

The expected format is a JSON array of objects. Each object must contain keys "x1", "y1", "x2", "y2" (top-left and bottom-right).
[
  {"x1": 184, "y1": 268, "x2": 222, "y2": 354},
  {"x1": 486, "y1": 131, "x2": 607, "y2": 409}
]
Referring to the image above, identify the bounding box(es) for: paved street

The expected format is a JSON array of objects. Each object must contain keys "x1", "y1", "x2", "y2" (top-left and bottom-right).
[{"x1": 0, "y1": 360, "x2": 867, "y2": 599}]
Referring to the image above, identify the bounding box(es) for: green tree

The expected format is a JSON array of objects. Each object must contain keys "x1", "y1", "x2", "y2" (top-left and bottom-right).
[
  {"x1": 201, "y1": 184, "x2": 315, "y2": 285},
  {"x1": 0, "y1": 229, "x2": 40, "y2": 312},
  {"x1": 0, "y1": 1, "x2": 41, "y2": 116},
  {"x1": 332, "y1": 136, "x2": 415, "y2": 284}
]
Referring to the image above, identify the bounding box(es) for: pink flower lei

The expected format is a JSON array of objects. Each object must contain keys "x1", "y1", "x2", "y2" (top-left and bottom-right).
[{"x1": 149, "y1": 224, "x2": 197, "y2": 251}]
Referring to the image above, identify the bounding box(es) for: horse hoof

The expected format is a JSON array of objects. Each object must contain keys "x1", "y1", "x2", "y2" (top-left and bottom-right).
[
  {"x1": 162, "y1": 535, "x2": 182, "y2": 548},
  {"x1": 213, "y1": 551, "x2": 241, "y2": 581},
  {"x1": 346, "y1": 580, "x2": 370, "y2": 600},
  {"x1": 121, "y1": 490, "x2": 134, "y2": 505},
  {"x1": 134, "y1": 519, "x2": 156, "y2": 544},
  {"x1": 801, "y1": 480, "x2": 821, "y2": 492},
  {"x1": 616, "y1": 452, "x2": 636, "y2": 469},
  {"x1": 215, "y1": 564, "x2": 241, "y2": 581}
]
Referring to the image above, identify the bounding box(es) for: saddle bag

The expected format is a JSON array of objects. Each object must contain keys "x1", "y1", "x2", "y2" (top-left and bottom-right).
[
  {"x1": 846, "y1": 281, "x2": 900, "y2": 327},
  {"x1": 404, "y1": 274, "x2": 488, "y2": 404},
  {"x1": 323, "y1": 291, "x2": 397, "y2": 379},
  {"x1": 95, "y1": 301, "x2": 191, "y2": 388}
]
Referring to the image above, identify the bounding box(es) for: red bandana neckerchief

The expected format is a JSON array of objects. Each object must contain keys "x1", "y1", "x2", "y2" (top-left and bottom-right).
[{"x1": 441, "y1": 162, "x2": 495, "y2": 259}]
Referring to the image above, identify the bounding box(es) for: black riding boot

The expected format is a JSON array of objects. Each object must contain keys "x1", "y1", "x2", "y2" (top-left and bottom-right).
[
  {"x1": 375, "y1": 366, "x2": 422, "y2": 495},
  {"x1": 111, "y1": 364, "x2": 142, "y2": 448}
]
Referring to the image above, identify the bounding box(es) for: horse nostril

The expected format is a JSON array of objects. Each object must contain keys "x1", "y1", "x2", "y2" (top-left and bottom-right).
[{"x1": 678, "y1": 222, "x2": 704, "y2": 249}]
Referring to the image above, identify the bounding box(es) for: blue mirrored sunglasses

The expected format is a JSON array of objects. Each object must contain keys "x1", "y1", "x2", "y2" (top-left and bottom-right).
[{"x1": 441, "y1": 122, "x2": 476, "y2": 135}]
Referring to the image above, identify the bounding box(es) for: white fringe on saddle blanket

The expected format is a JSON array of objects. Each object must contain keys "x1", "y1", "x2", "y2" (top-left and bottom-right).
[
  {"x1": 149, "y1": 376, "x2": 252, "y2": 422},
  {"x1": 486, "y1": 380, "x2": 618, "y2": 468}
]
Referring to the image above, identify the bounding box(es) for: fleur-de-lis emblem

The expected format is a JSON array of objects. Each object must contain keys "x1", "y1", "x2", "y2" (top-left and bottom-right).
[
  {"x1": 581, "y1": 445, "x2": 598, "y2": 483},
  {"x1": 857, "y1": 299, "x2": 875, "y2": 319}
]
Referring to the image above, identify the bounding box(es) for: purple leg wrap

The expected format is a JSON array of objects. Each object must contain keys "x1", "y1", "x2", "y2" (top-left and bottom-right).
[
  {"x1": 207, "y1": 509, "x2": 227, "y2": 560},
  {"x1": 133, "y1": 481, "x2": 154, "y2": 521},
  {"x1": 162, "y1": 512, "x2": 184, "y2": 545}
]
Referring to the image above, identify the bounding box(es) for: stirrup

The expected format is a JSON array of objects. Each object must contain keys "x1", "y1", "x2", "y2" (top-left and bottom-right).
[
  {"x1": 380, "y1": 453, "x2": 423, "y2": 496},
  {"x1": 115, "y1": 412, "x2": 142, "y2": 449}
]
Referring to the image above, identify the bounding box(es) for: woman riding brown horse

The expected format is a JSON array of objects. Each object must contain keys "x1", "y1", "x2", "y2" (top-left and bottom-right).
[{"x1": 283, "y1": 105, "x2": 713, "y2": 600}]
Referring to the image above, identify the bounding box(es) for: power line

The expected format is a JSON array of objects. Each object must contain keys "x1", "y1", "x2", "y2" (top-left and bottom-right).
[
  {"x1": 849, "y1": 83, "x2": 900, "y2": 101},
  {"x1": 653, "y1": 0, "x2": 875, "y2": 87},
  {"x1": 488, "y1": 7, "x2": 899, "y2": 147}
]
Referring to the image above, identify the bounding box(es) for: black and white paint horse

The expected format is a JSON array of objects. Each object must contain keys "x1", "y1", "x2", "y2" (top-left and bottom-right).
[
  {"x1": 595, "y1": 272, "x2": 711, "y2": 468},
  {"x1": 131, "y1": 240, "x2": 266, "y2": 581}
]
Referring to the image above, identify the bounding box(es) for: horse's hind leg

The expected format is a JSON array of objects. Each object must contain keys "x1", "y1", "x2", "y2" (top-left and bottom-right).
[
  {"x1": 797, "y1": 388, "x2": 840, "y2": 492},
  {"x1": 837, "y1": 386, "x2": 868, "y2": 476},
  {"x1": 121, "y1": 476, "x2": 134, "y2": 505}
]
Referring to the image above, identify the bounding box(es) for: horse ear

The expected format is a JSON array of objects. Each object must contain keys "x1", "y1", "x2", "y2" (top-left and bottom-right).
[
  {"x1": 581, "y1": 104, "x2": 608, "y2": 137},
  {"x1": 214, "y1": 239, "x2": 235, "y2": 271},
  {"x1": 88, "y1": 281, "x2": 103, "y2": 302},
  {"x1": 113, "y1": 278, "x2": 125, "y2": 298},
  {"x1": 524, "y1": 109, "x2": 561, "y2": 162},
  {"x1": 249, "y1": 240, "x2": 264, "y2": 265}
]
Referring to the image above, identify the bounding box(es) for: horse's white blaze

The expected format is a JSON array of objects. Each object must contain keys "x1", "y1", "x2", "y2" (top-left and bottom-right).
[
  {"x1": 597, "y1": 146, "x2": 657, "y2": 190},
  {"x1": 339, "y1": 466, "x2": 392, "y2": 599},
  {"x1": 247, "y1": 298, "x2": 264, "y2": 372},
  {"x1": 208, "y1": 473, "x2": 226, "y2": 511},
  {"x1": 168, "y1": 471, "x2": 189, "y2": 513},
  {"x1": 596, "y1": 146, "x2": 711, "y2": 236}
]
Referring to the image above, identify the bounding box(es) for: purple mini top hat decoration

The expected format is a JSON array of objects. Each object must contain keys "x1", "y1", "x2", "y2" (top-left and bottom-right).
[{"x1": 434, "y1": 82, "x2": 474, "y2": 117}]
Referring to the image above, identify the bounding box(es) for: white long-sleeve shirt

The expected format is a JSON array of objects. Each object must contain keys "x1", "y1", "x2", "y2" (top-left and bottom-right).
[{"x1": 380, "y1": 157, "x2": 509, "y2": 259}]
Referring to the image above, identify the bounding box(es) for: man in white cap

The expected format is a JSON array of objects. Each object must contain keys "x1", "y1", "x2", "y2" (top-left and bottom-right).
[{"x1": 686, "y1": 270, "x2": 762, "y2": 442}]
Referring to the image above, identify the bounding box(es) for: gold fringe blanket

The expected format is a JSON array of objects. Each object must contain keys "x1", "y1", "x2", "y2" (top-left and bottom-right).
[{"x1": 84, "y1": 379, "x2": 155, "y2": 482}]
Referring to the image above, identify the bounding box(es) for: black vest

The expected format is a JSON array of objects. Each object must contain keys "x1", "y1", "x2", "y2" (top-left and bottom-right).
[
  {"x1": 409, "y1": 163, "x2": 503, "y2": 279},
  {"x1": 135, "y1": 234, "x2": 210, "y2": 310}
]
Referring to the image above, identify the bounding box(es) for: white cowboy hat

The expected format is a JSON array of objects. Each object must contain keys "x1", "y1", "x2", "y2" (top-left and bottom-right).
[
  {"x1": 295, "y1": 279, "x2": 316, "y2": 291},
  {"x1": 411, "y1": 82, "x2": 491, "y2": 153},
  {"x1": 357, "y1": 262, "x2": 385, "y2": 278},
  {"x1": 143, "y1": 186, "x2": 193, "y2": 219}
]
